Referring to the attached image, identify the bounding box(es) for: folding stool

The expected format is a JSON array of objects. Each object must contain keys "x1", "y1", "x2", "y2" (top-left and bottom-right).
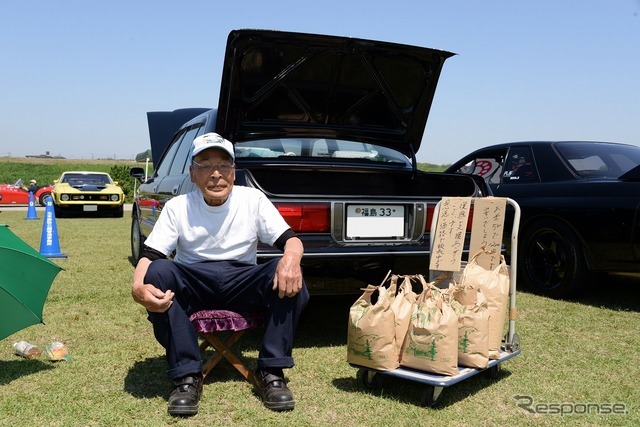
[{"x1": 189, "y1": 310, "x2": 265, "y2": 383}]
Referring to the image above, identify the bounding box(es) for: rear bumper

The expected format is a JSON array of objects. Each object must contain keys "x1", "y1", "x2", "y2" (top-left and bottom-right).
[{"x1": 258, "y1": 240, "x2": 432, "y2": 288}]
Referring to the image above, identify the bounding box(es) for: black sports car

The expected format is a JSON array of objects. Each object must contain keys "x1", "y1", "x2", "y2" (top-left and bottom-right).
[
  {"x1": 129, "y1": 29, "x2": 489, "y2": 293},
  {"x1": 446, "y1": 140, "x2": 640, "y2": 298}
]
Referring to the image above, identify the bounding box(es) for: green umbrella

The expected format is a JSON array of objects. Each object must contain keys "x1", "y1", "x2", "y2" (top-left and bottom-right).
[{"x1": 0, "y1": 224, "x2": 62, "y2": 341}]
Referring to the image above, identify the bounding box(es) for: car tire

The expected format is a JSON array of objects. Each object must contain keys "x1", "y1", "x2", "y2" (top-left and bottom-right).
[
  {"x1": 131, "y1": 209, "x2": 145, "y2": 263},
  {"x1": 114, "y1": 206, "x2": 124, "y2": 218},
  {"x1": 519, "y1": 218, "x2": 590, "y2": 298},
  {"x1": 38, "y1": 192, "x2": 52, "y2": 206}
]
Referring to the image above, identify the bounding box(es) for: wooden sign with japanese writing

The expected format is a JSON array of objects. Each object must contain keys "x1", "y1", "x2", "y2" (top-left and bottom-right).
[
  {"x1": 469, "y1": 197, "x2": 507, "y2": 270},
  {"x1": 429, "y1": 197, "x2": 471, "y2": 272}
]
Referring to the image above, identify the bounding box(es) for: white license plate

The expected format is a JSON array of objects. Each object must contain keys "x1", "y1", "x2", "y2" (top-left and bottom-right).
[
  {"x1": 346, "y1": 205, "x2": 405, "y2": 238},
  {"x1": 83, "y1": 205, "x2": 98, "y2": 212}
]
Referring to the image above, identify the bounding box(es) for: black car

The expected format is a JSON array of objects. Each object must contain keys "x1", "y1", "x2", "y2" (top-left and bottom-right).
[
  {"x1": 446, "y1": 140, "x2": 640, "y2": 298},
  {"x1": 130, "y1": 29, "x2": 489, "y2": 293}
]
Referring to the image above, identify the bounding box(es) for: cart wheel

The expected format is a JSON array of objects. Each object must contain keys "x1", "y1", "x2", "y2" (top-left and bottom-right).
[
  {"x1": 505, "y1": 333, "x2": 521, "y2": 352},
  {"x1": 512, "y1": 333, "x2": 521, "y2": 351},
  {"x1": 358, "y1": 368, "x2": 382, "y2": 390},
  {"x1": 421, "y1": 385, "x2": 443, "y2": 408},
  {"x1": 488, "y1": 363, "x2": 501, "y2": 379}
]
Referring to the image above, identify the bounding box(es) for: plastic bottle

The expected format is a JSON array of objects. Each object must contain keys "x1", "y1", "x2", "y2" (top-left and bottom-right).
[{"x1": 13, "y1": 341, "x2": 42, "y2": 359}]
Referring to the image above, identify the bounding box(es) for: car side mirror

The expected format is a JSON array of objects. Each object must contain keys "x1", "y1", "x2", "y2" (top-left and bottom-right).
[{"x1": 130, "y1": 167, "x2": 145, "y2": 181}]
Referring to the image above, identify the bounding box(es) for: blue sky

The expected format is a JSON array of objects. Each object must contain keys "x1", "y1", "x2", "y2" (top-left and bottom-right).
[{"x1": 1, "y1": 0, "x2": 639, "y2": 164}]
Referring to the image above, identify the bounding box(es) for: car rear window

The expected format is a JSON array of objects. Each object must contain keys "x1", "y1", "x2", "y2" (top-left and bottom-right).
[
  {"x1": 556, "y1": 142, "x2": 640, "y2": 178},
  {"x1": 234, "y1": 138, "x2": 409, "y2": 165}
]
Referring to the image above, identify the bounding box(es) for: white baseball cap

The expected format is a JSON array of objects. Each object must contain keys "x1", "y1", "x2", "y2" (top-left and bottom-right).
[{"x1": 192, "y1": 132, "x2": 235, "y2": 161}]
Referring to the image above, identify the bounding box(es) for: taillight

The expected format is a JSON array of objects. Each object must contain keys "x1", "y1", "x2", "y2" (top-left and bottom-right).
[
  {"x1": 425, "y1": 203, "x2": 474, "y2": 232},
  {"x1": 425, "y1": 204, "x2": 435, "y2": 232},
  {"x1": 275, "y1": 203, "x2": 331, "y2": 233}
]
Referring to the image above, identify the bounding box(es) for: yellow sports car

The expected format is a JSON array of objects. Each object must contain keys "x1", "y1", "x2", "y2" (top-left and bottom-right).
[{"x1": 52, "y1": 171, "x2": 124, "y2": 217}]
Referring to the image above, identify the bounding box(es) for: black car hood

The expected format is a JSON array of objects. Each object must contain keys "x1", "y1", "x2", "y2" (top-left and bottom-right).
[
  {"x1": 216, "y1": 29, "x2": 455, "y2": 160},
  {"x1": 147, "y1": 108, "x2": 210, "y2": 168},
  {"x1": 72, "y1": 185, "x2": 106, "y2": 191}
]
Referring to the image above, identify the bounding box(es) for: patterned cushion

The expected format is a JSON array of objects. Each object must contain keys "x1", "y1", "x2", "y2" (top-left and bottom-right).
[{"x1": 189, "y1": 310, "x2": 265, "y2": 333}]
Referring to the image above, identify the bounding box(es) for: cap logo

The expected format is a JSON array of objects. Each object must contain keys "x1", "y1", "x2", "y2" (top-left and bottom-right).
[
  {"x1": 203, "y1": 134, "x2": 224, "y2": 145},
  {"x1": 192, "y1": 132, "x2": 235, "y2": 160}
]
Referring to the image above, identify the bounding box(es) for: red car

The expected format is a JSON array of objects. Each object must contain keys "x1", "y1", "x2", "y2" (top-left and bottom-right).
[{"x1": 0, "y1": 179, "x2": 53, "y2": 206}]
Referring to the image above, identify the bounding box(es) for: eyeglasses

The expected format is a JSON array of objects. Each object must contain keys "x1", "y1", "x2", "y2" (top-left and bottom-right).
[{"x1": 192, "y1": 160, "x2": 234, "y2": 174}]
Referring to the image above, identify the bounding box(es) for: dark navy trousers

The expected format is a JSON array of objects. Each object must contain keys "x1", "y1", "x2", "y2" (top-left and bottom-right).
[{"x1": 144, "y1": 258, "x2": 309, "y2": 380}]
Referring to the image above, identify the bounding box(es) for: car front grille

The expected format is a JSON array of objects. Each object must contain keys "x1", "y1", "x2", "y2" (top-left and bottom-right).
[{"x1": 65, "y1": 194, "x2": 118, "y2": 201}]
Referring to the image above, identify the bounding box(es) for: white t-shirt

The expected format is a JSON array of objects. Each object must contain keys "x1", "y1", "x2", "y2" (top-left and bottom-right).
[{"x1": 144, "y1": 186, "x2": 290, "y2": 265}]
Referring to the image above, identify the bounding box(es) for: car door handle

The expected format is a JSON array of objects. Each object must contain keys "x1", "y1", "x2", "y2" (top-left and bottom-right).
[{"x1": 172, "y1": 185, "x2": 180, "y2": 195}]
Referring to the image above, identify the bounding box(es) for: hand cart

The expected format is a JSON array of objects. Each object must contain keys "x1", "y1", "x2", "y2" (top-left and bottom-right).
[{"x1": 351, "y1": 197, "x2": 522, "y2": 407}]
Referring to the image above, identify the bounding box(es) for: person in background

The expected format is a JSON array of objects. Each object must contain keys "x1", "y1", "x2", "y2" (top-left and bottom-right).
[
  {"x1": 28, "y1": 179, "x2": 39, "y2": 193},
  {"x1": 131, "y1": 132, "x2": 309, "y2": 416},
  {"x1": 20, "y1": 179, "x2": 39, "y2": 192}
]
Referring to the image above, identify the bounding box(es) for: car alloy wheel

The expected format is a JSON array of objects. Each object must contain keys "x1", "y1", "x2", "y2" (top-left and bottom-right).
[
  {"x1": 520, "y1": 219, "x2": 589, "y2": 298},
  {"x1": 38, "y1": 192, "x2": 52, "y2": 206}
]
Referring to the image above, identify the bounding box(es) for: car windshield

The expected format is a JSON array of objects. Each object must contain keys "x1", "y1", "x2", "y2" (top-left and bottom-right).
[
  {"x1": 62, "y1": 174, "x2": 111, "y2": 186},
  {"x1": 234, "y1": 138, "x2": 410, "y2": 165},
  {"x1": 555, "y1": 142, "x2": 640, "y2": 178}
]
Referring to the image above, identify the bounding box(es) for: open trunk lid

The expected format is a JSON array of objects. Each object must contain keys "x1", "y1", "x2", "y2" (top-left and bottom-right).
[{"x1": 216, "y1": 29, "x2": 455, "y2": 160}]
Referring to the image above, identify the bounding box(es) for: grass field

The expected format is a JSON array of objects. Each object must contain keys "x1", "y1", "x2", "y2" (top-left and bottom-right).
[{"x1": 0, "y1": 208, "x2": 638, "y2": 426}]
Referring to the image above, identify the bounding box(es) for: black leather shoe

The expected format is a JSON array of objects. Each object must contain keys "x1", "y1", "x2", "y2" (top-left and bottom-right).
[
  {"x1": 254, "y1": 369, "x2": 295, "y2": 411},
  {"x1": 168, "y1": 375, "x2": 203, "y2": 416}
]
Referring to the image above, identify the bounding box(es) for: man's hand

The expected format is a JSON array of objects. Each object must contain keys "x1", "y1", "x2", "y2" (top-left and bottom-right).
[
  {"x1": 131, "y1": 256, "x2": 174, "y2": 312},
  {"x1": 273, "y1": 237, "x2": 304, "y2": 298},
  {"x1": 132, "y1": 283, "x2": 174, "y2": 313}
]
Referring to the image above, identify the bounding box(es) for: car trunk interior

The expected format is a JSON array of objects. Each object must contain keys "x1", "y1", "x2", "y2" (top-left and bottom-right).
[{"x1": 241, "y1": 168, "x2": 479, "y2": 198}]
